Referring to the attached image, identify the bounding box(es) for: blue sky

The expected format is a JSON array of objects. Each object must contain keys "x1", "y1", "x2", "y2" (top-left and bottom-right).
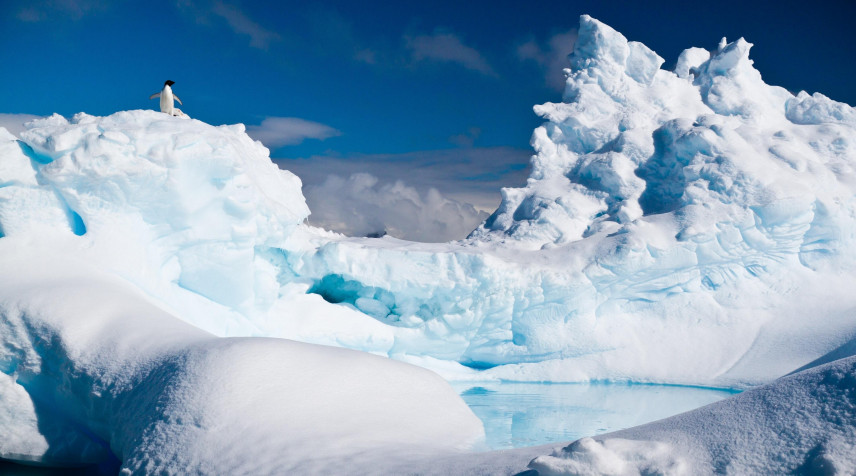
[{"x1": 2, "y1": 0, "x2": 855, "y2": 240}]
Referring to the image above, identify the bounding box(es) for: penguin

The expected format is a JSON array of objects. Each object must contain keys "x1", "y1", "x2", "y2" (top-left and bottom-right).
[{"x1": 149, "y1": 80, "x2": 183, "y2": 116}]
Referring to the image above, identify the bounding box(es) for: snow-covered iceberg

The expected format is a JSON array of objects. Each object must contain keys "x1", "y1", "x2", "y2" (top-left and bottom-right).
[
  {"x1": 285, "y1": 15, "x2": 856, "y2": 387},
  {"x1": 2, "y1": 13, "x2": 856, "y2": 472},
  {"x1": 0, "y1": 112, "x2": 484, "y2": 470}
]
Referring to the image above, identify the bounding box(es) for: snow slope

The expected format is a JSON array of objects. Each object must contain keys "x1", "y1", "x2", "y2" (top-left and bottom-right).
[
  {"x1": 528, "y1": 352, "x2": 856, "y2": 475},
  {"x1": 0, "y1": 246, "x2": 483, "y2": 472}
]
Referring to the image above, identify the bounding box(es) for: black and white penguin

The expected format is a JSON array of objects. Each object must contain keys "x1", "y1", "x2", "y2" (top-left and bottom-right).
[{"x1": 149, "y1": 80, "x2": 183, "y2": 116}]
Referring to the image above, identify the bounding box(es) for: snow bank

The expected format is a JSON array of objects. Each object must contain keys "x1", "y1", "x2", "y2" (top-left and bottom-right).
[
  {"x1": 528, "y1": 353, "x2": 856, "y2": 475},
  {"x1": 0, "y1": 247, "x2": 483, "y2": 471}
]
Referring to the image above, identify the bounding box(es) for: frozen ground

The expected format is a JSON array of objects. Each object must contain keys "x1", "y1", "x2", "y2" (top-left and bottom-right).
[{"x1": 1, "y1": 13, "x2": 855, "y2": 475}]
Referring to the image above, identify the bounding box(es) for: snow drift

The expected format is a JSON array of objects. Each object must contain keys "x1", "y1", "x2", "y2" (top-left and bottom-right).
[
  {"x1": 529, "y1": 352, "x2": 856, "y2": 475},
  {"x1": 0, "y1": 248, "x2": 482, "y2": 471}
]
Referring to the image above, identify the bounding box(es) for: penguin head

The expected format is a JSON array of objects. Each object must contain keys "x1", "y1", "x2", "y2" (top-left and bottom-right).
[{"x1": 164, "y1": 80, "x2": 175, "y2": 86}]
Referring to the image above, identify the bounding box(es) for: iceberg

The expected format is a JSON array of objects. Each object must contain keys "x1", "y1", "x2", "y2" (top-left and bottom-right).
[
  {"x1": 288, "y1": 15, "x2": 856, "y2": 388},
  {"x1": 2, "y1": 13, "x2": 856, "y2": 473}
]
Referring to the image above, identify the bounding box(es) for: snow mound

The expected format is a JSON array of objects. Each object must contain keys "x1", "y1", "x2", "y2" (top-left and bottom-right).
[
  {"x1": 0, "y1": 249, "x2": 483, "y2": 471},
  {"x1": 529, "y1": 354, "x2": 856, "y2": 475}
]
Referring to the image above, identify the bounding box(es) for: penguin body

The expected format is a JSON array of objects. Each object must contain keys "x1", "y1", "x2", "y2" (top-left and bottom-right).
[{"x1": 149, "y1": 80, "x2": 183, "y2": 116}]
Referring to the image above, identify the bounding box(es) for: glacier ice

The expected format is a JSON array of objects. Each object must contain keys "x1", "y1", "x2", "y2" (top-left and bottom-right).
[{"x1": 2, "y1": 13, "x2": 856, "y2": 472}]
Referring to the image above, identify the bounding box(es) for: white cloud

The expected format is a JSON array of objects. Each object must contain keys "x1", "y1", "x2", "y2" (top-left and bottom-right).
[
  {"x1": 176, "y1": 0, "x2": 280, "y2": 50},
  {"x1": 449, "y1": 126, "x2": 481, "y2": 148},
  {"x1": 0, "y1": 113, "x2": 43, "y2": 138},
  {"x1": 517, "y1": 30, "x2": 578, "y2": 91},
  {"x1": 210, "y1": 1, "x2": 280, "y2": 49},
  {"x1": 246, "y1": 117, "x2": 341, "y2": 148},
  {"x1": 16, "y1": 0, "x2": 108, "y2": 22},
  {"x1": 304, "y1": 173, "x2": 489, "y2": 242},
  {"x1": 405, "y1": 31, "x2": 496, "y2": 76},
  {"x1": 275, "y1": 146, "x2": 531, "y2": 214}
]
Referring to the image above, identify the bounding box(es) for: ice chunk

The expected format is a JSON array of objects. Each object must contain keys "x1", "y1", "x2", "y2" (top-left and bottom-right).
[
  {"x1": 674, "y1": 47, "x2": 710, "y2": 79},
  {"x1": 626, "y1": 41, "x2": 664, "y2": 85},
  {"x1": 786, "y1": 91, "x2": 856, "y2": 126},
  {"x1": 571, "y1": 15, "x2": 629, "y2": 67}
]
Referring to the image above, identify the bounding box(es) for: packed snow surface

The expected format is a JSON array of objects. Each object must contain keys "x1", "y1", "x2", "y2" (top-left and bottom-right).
[{"x1": 2, "y1": 13, "x2": 856, "y2": 473}]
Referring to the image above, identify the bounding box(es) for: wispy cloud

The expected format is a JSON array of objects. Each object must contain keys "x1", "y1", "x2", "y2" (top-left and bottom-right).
[
  {"x1": 302, "y1": 6, "x2": 382, "y2": 64},
  {"x1": 405, "y1": 31, "x2": 497, "y2": 77},
  {"x1": 246, "y1": 117, "x2": 341, "y2": 148},
  {"x1": 176, "y1": 0, "x2": 280, "y2": 50},
  {"x1": 449, "y1": 127, "x2": 482, "y2": 148},
  {"x1": 210, "y1": 1, "x2": 280, "y2": 50},
  {"x1": 275, "y1": 146, "x2": 530, "y2": 214},
  {"x1": 304, "y1": 172, "x2": 489, "y2": 242},
  {"x1": 16, "y1": 0, "x2": 109, "y2": 22},
  {"x1": 516, "y1": 30, "x2": 578, "y2": 91},
  {"x1": 0, "y1": 113, "x2": 43, "y2": 137}
]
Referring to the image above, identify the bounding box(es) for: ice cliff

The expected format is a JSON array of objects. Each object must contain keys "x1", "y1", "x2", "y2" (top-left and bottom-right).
[{"x1": 2, "y1": 13, "x2": 856, "y2": 471}]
